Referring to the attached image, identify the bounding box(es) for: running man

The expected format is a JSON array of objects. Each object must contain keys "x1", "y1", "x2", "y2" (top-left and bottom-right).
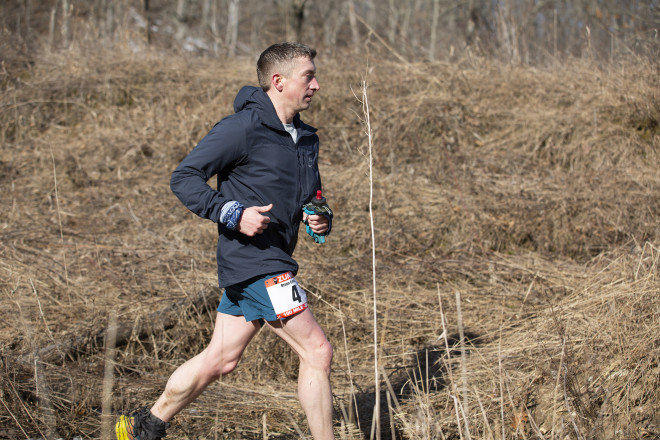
[{"x1": 116, "y1": 42, "x2": 334, "y2": 440}]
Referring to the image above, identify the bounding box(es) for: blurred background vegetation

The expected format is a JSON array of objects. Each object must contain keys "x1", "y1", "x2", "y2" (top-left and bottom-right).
[
  {"x1": 1, "y1": 1, "x2": 659, "y2": 439},
  {"x1": 2, "y1": 0, "x2": 659, "y2": 64}
]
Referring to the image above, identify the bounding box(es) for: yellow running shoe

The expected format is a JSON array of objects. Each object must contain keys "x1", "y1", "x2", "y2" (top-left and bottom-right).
[
  {"x1": 115, "y1": 414, "x2": 135, "y2": 440},
  {"x1": 115, "y1": 408, "x2": 168, "y2": 440}
]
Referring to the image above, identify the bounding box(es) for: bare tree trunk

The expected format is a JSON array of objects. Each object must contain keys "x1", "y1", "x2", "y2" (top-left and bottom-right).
[
  {"x1": 23, "y1": 0, "x2": 33, "y2": 41},
  {"x1": 99, "y1": 0, "x2": 127, "y2": 43},
  {"x1": 98, "y1": 0, "x2": 105, "y2": 37},
  {"x1": 553, "y1": 7, "x2": 557, "y2": 59},
  {"x1": 176, "y1": 0, "x2": 186, "y2": 20},
  {"x1": 102, "y1": 0, "x2": 115, "y2": 40},
  {"x1": 346, "y1": 0, "x2": 360, "y2": 53},
  {"x1": 284, "y1": 0, "x2": 306, "y2": 42},
  {"x1": 61, "y1": 0, "x2": 71, "y2": 48},
  {"x1": 226, "y1": 0, "x2": 240, "y2": 56},
  {"x1": 116, "y1": 0, "x2": 127, "y2": 40},
  {"x1": 428, "y1": 0, "x2": 440, "y2": 60},
  {"x1": 49, "y1": 0, "x2": 58, "y2": 49},
  {"x1": 145, "y1": 0, "x2": 152, "y2": 44},
  {"x1": 175, "y1": 0, "x2": 187, "y2": 42},
  {"x1": 387, "y1": 0, "x2": 397, "y2": 44},
  {"x1": 202, "y1": 0, "x2": 211, "y2": 28},
  {"x1": 211, "y1": 0, "x2": 222, "y2": 55},
  {"x1": 248, "y1": 0, "x2": 265, "y2": 50},
  {"x1": 318, "y1": 0, "x2": 346, "y2": 51},
  {"x1": 399, "y1": 0, "x2": 415, "y2": 54},
  {"x1": 365, "y1": 0, "x2": 375, "y2": 29},
  {"x1": 443, "y1": 0, "x2": 456, "y2": 46},
  {"x1": 465, "y1": 0, "x2": 477, "y2": 47},
  {"x1": 331, "y1": 2, "x2": 347, "y2": 50},
  {"x1": 496, "y1": 0, "x2": 520, "y2": 63}
]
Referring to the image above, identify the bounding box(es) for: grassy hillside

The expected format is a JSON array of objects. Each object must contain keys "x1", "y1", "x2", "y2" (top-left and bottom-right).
[{"x1": 1, "y1": 40, "x2": 659, "y2": 439}]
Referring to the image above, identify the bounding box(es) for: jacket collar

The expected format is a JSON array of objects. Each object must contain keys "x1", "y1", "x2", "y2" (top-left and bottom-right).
[{"x1": 234, "y1": 86, "x2": 317, "y2": 136}]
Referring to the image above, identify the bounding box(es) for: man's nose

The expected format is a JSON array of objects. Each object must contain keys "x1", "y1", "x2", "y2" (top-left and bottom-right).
[{"x1": 311, "y1": 77, "x2": 320, "y2": 91}]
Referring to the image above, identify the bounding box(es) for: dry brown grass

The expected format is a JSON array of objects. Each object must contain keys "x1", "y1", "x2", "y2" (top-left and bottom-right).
[{"x1": 1, "y1": 37, "x2": 659, "y2": 439}]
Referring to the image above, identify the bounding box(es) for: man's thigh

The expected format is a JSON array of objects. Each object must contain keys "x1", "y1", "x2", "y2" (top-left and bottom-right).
[
  {"x1": 266, "y1": 308, "x2": 330, "y2": 359},
  {"x1": 206, "y1": 312, "x2": 262, "y2": 362}
]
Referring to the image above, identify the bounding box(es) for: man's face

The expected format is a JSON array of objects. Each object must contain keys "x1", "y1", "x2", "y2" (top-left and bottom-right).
[{"x1": 280, "y1": 57, "x2": 320, "y2": 114}]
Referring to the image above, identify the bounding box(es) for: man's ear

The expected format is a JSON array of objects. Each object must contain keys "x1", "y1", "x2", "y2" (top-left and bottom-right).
[{"x1": 272, "y1": 73, "x2": 284, "y2": 92}]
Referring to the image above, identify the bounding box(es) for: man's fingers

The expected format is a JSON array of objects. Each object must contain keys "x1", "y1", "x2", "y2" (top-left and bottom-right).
[
  {"x1": 306, "y1": 214, "x2": 329, "y2": 234},
  {"x1": 237, "y1": 204, "x2": 273, "y2": 236},
  {"x1": 256, "y1": 203, "x2": 273, "y2": 213},
  {"x1": 258, "y1": 204, "x2": 272, "y2": 227},
  {"x1": 307, "y1": 214, "x2": 328, "y2": 225}
]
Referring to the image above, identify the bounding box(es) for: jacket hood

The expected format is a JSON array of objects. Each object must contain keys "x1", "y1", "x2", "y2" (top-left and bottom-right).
[
  {"x1": 233, "y1": 85, "x2": 316, "y2": 134},
  {"x1": 233, "y1": 86, "x2": 283, "y2": 128},
  {"x1": 233, "y1": 86, "x2": 265, "y2": 113}
]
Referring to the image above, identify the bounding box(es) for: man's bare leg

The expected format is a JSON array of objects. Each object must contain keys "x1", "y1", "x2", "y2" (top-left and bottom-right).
[
  {"x1": 268, "y1": 309, "x2": 335, "y2": 440},
  {"x1": 150, "y1": 313, "x2": 261, "y2": 422}
]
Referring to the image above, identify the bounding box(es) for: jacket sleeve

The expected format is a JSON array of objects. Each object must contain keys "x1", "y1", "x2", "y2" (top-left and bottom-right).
[{"x1": 170, "y1": 118, "x2": 246, "y2": 223}]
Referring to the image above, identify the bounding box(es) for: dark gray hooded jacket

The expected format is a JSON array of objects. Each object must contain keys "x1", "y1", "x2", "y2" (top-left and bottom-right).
[{"x1": 170, "y1": 86, "x2": 322, "y2": 288}]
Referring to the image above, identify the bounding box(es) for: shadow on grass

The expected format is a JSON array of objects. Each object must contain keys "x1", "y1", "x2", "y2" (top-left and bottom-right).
[{"x1": 347, "y1": 330, "x2": 483, "y2": 440}]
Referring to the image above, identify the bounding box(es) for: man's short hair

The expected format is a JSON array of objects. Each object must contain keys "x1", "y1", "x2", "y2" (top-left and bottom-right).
[{"x1": 257, "y1": 42, "x2": 317, "y2": 91}]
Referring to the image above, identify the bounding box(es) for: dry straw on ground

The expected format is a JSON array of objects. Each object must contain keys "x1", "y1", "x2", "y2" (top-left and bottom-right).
[{"x1": 1, "y1": 38, "x2": 659, "y2": 439}]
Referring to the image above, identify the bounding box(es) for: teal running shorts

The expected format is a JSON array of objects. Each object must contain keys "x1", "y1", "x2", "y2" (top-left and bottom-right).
[{"x1": 217, "y1": 272, "x2": 308, "y2": 323}]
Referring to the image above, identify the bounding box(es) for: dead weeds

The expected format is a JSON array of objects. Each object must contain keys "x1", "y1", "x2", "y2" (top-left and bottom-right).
[{"x1": 1, "y1": 41, "x2": 659, "y2": 439}]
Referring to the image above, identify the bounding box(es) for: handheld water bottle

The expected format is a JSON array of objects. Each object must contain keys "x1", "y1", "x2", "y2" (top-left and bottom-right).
[{"x1": 302, "y1": 190, "x2": 333, "y2": 244}]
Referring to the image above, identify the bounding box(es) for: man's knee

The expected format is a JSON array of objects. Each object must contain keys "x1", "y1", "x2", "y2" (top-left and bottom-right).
[
  {"x1": 309, "y1": 339, "x2": 333, "y2": 373},
  {"x1": 199, "y1": 355, "x2": 240, "y2": 382},
  {"x1": 220, "y1": 358, "x2": 240, "y2": 375}
]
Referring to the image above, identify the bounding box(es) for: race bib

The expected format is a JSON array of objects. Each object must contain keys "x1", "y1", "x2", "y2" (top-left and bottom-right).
[{"x1": 264, "y1": 272, "x2": 308, "y2": 319}]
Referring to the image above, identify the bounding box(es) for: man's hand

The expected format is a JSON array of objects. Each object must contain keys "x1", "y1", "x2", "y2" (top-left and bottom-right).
[
  {"x1": 238, "y1": 204, "x2": 272, "y2": 236},
  {"x1": 303, "y1": 212, "x2": 329, "y2": 234}
]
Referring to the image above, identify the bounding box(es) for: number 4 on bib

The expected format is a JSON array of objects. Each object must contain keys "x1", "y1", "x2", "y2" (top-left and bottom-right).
[
  {"x1": 264, "y1": 272, "x2": 308, "y2": 319},
  {"x1": 291, "y1": 285, "x2": 303, "y2": 303}
]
